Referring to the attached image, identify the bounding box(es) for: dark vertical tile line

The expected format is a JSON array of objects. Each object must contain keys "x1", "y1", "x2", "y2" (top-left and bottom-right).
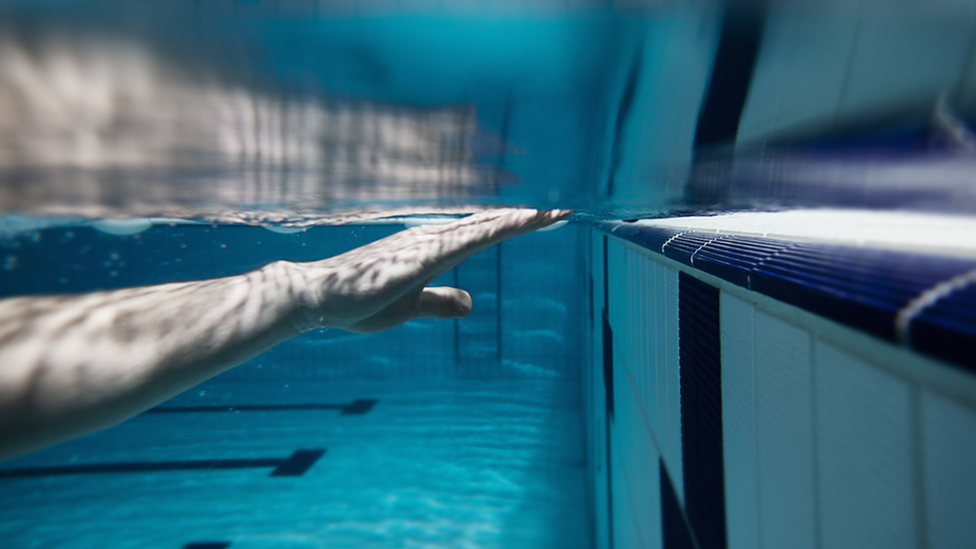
[
  {"x1": 661, "y1": 458, "x2": 696, "y2": 549},
  {"x1": 606, "y1": 49, "x2": 644, "y2": 198},
  {"x1": 497, "y1": 94, "x2": 513, "y2": 192},
  {"x1": 453, "y1": 266, "x2": 460, "y2": 368},
  {"x1": 687, "y1": 5, "x2": 767, "y2": 204},
  {"x1": 693, "y1": 7, "x2": 767, "y2": 148},
  {"x1": 911, "y1": 386, "x2": 930, "y2": 549},
  {"x1": 749, "y1": 302, "x2": 764, "y2": 549},
  {"x1": 589, "y1": 275, "x2": 595, "y2": 326},
  {"x1": 810, "y1": 342, "x2": 822, "y2": 549},
  {"x1": 604, "y1": 308, "x2": 615, "y2": 422},
  {"x1": 679, "y1": 272, "x2": 727, "y2": 549},
  {"x1": 603, "y1": 236, "x2": 610, "y2": 306},
  {"x1": 496, "y1": 243, "x2": 503, "y2": 367},
  {"x1": 603, "y1": 235, "x2": 614, "y2": 549}
]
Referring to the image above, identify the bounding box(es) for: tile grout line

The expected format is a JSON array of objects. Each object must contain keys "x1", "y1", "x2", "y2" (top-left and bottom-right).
[
  {"x1": 811, "y1": 340, "x2": 822, "y2": 549},
  {"x1": 912, "y1": 387, "x2": 930, "y2": 549},
  {"x1": 750, "y1": 298, "x2": 764, "y2": 549}
]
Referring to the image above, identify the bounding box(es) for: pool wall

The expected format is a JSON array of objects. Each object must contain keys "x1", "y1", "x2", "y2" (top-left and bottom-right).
[{"x1": 585, "y1": 225, "x2": 976, "y2": 549}]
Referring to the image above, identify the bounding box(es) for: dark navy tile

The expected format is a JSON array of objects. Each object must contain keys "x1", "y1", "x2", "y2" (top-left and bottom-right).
[
  {"x1": 594, "y1": 222, "x2": 976, "y2": 372},
  {"x1": 678, "y1": 273, "x2": 727, "y2": 549},
  {"x1": 911, "y1": 286, "x2": 976, "y2": 371},
  {"x1": 607, "y1": 223, "x2": 680, "y2": 252},
  {"x1": 661, "y1": 459, "x2": 695, "y2": 549},
  {"x1": 664, "y1": 233, "x2": 717, "y2": 265}
]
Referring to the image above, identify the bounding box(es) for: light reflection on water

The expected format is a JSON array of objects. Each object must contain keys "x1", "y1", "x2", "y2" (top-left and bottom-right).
[
  {"x1": 0, "y1": 29, "x2": 513, "y2": 218},
  {"x1": 2, "y1": 0, "x2": 975, "y2": 226}
]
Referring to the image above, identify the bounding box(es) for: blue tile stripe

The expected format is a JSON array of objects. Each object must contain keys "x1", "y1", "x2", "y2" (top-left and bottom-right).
[{"x1": 595, "y1": 220, "x2": 976, "y2": 372}]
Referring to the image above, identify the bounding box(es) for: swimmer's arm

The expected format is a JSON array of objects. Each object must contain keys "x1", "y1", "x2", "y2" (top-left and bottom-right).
[
  {"x1": 0, "y1": 208, "x2": 570, "y2": 460},
  {"x1": 0, "y1": 263, "x2": 309, "y2": 460}
]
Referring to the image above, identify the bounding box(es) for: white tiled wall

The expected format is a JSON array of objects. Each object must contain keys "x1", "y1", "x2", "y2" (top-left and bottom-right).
[
  {"x1": 754, "y1": 310, "x2": 816, "y2": 549},
  {"x1": 815, "y1": 341, "x2": 917, "y2": 549},
  {"x1": 737, "y1": 8, "x2": 862, "y2": 144},
  {"x1": 737, "y1": 2, "x2": 976, "y2": 147},
  {"x1": 591, "y1": 234, "x2": 609, "y2": 549},
  {"x1": 598, "y1": 239, "x2": 681, "y2": 549},
  {"x1": 720, "y1": 293, "x2": 759, "y2": 549},
  {"x1": 720, "y1": 290, "x2": 976, "y2": 549},
  {"x1": 922, "y1": 390, "x2": 976, "y2": 549},
  {"x1": 591, "y1": 234, "x2": 976, "y2": 549},
  {"x1": 608, "y1": 241, "x2": 682, "y2": 502}
]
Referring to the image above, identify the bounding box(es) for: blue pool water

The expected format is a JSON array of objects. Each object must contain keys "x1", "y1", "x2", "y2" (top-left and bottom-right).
[
  {"x1": 0, "y1": 220, "x2": 590, "y2": 548},
  {"x1": 0, "y1": 379, "x2": 587, "y2": 548},
  {"x1": 3, "y1": 1, "x2": 976, "y2": 548}
]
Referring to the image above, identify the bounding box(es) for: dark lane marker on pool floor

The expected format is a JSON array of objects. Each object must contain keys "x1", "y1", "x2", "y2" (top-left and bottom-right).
[
  {"x1": 0, "y1": 449, "x2": 326, "y2": 479},
  {"x1": 145, "y1": 399, "x2": 378, "y2": 415}
]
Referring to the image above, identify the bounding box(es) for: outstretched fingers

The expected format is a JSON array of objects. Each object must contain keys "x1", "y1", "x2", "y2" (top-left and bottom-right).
[
  {"x1": 303, "y1": 208, "x2": 572, "y2": 330},
  {"x1": 411, "y1": 208, "x2": 573, "y2": 279}
]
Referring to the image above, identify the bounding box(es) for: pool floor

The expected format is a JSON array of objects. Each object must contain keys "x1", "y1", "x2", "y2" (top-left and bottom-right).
[{"x1": 0, "y1": 378, "x2": 590, "y2": 549}]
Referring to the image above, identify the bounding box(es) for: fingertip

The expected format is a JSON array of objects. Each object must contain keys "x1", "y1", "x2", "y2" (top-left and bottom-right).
[
  {"x1": 550, "y1": 209, "x2": 574, "y2": 221},
  {"x1": 455, "y1": 290, "x2": 473, "y2": 318}
]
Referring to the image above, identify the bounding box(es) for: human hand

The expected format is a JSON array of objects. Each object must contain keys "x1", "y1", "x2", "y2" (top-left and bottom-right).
[{"x1": 299, "y1": 208, "x2": 572, "y2": 333}]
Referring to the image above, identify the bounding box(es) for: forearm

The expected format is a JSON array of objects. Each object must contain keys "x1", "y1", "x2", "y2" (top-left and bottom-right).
[
  {"x1": 0, "y1": 208, "x2": 571, "y2": 460},
  {"x1": 0, "y1": 260, "x2": 310, "y2": 460}
]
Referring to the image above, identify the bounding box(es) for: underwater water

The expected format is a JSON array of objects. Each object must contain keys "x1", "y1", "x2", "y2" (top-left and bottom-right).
[
  {"x1": 2, "y1": 0, "x2": 976, "y2": 547},
  {"x1": 0, "y1": 220, "x2": 590, "y2": 548}
]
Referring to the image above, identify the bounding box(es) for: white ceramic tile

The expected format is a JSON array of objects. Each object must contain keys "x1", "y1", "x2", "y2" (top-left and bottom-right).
[
  {"x1": 923, "y1": 390, "x2": 976, "y2": 549},
  {"x1": 737, "y1": 9, "x2": 861, "y2": 145},
  {"x1": 839, "y1": 10, "x2": 975, "y2": 121},
  {"x1": 634, "y1": 251, "x2": 650, "y2": 420},
  {"x1": 651, "y1": 259, "x2": 668, "y2": 449},
  {"x1": 612, "y1": 418, "x2": 638, "y2": 549},
  {"x1": 720, "y1": 293, "x2": 759, "y2": 549},
  {"x1": 615, "y1": 351, "x2": 634, "y2": 477},
  {"x1": 815, "y1": 341, "x2": 916, "y2": 549},
  {"x1": 960, "y1": 34, "x2": 976, "y2": 111},
  {"x1": 662, "y1": 265, "x2": 683, "y2": 505},
  {"x1": 636, "y1": 253, "x2": 659, "y2": 444},
  {"x1": 593, "y1": 237, "x2": 610, "y2": 549},
  {"x1": 629, "y1": 375, "x2": 662, "y2": 549},
  {"x1": 754, "y1": 311, "x2": 815, "y2": 549}
]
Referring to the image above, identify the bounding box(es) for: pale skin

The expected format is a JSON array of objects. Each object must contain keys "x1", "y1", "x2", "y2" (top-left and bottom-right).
[{"x1": 0, "y1": 208, "x2": 572, "y2": 460}]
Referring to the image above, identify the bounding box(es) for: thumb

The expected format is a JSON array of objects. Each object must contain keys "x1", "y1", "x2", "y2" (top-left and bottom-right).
[{"x1": 415, "y1": 287, "x2": 473, "y2": 319}]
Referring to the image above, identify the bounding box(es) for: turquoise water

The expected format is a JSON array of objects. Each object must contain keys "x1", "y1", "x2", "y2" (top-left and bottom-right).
[
  {"x1": 0, "y1": 379, "x2": 587, "y2": 548},
  {"x1": 0, "y1": 220, "x2": 590, "y2": 548},
  {"x1": 3, "y1": 1, "x2": 975, "y2": 547}
]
